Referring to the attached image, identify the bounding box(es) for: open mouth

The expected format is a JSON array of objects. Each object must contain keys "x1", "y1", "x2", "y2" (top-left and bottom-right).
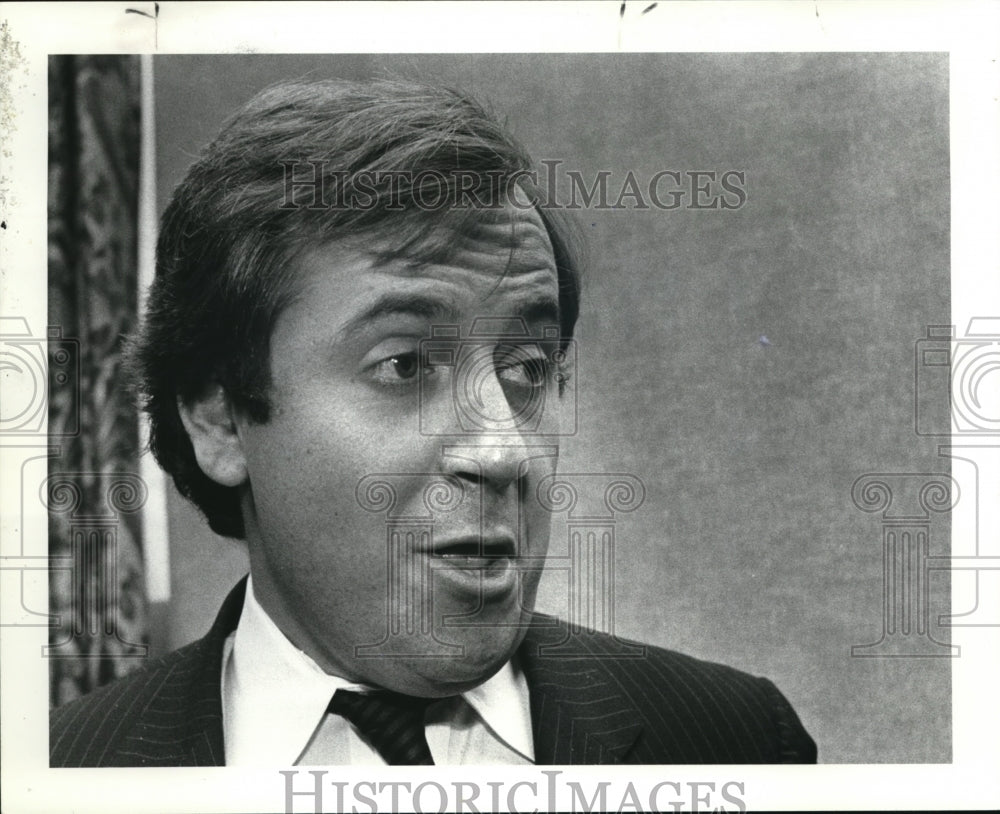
[
  {"x1": 431, "y1": 537, "x2": 516, "y2": 565},
  {"x1": 426, "y1": 535, "x2": 520, "y2": 599}
]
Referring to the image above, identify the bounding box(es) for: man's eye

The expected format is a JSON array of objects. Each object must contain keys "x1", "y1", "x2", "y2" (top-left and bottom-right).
[
  {"x1": 371, "y1": 352, "x2": 426, "y2": 384},
  {"x1": 496, "y1": 356, "x2": 548, "y2": 389}
]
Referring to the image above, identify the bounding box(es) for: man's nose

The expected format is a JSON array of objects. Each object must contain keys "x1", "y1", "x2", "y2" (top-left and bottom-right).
[
  {"x1": 442, "y1": 437, "x2": 527, "y2": 492},
  {"x1": 441, "y1": 359, "x2": 532, "y2": 491}
]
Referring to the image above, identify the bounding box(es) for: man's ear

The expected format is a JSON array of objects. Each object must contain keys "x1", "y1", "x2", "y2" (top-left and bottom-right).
[{"x1": 177, "y1": 385, "x2": 248, "y2": 488}]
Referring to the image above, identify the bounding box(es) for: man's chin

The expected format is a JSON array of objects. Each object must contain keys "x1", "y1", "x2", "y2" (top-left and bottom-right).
[{"x1": 349, "y1": 617, "x2": 530, "y2": 698}]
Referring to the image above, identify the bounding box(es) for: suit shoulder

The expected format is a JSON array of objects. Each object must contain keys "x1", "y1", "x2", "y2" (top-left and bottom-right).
[
  {"x1": 524, "y1": 619, "x2": 817, "y2": 763},
  {"x1": 599, "y1": 631, "x2": 817, "y2": 763},
  {"x1": 607, "y1": 633, "x2": 774, "y2": 695},
  {"x1": 526, "y1": 615, "x2": 774, "y2": 692},
  {"x1": 49, "y1": 638, "x2": 208, "y2": 767},
  {"x1": 564, "y1": 626, "x2": 779, "y2": 702}
]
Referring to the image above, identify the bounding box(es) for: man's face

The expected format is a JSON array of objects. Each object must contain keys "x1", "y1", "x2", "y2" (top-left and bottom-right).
[{"x1": 234, "y1": 204, "x2": 563, "y2": 697}]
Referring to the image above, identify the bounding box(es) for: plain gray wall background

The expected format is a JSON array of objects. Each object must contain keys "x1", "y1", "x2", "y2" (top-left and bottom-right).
[{"x1": 153, "y1": 53, "x2": 950, "y2": 763}]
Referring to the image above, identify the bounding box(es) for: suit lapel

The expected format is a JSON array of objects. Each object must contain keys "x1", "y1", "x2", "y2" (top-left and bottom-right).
[
  {"x1": 519, "y1": 615, "x2": 644, "y2": 764},
  {"x1": 122, "y1": 577, "x2": 248, "y2": 766}
]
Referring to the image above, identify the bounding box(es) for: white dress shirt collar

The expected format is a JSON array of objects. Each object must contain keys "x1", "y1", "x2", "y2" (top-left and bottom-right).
[{"x1": 222, "y1": 576, "x2": 534, "y2": 765}]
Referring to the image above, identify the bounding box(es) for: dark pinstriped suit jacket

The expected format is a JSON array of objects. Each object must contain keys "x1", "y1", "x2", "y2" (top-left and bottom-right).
[{"x1": 50, "y1": 578, "x2": 816, "y2": 766}]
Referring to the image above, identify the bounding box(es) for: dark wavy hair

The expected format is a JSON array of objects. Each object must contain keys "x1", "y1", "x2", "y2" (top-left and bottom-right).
[{"x1": 129, "y1": 78, "x2": 581, "y2": 539}]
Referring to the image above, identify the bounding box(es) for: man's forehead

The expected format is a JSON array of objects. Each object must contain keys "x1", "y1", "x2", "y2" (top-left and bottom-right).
[
  {"x1": 290, "y1": 202, "x2": 561, "y2": 343},
  {"x1": 362, "y1": 201, "x2": 556, "y2": 279}
]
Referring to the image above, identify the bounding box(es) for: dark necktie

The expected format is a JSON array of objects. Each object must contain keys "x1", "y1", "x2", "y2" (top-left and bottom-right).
[{"x1": 328, "y1": 688, "x2": 435, "y2": 765}]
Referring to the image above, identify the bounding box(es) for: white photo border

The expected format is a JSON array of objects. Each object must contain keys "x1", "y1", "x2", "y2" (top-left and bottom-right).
[{"x1": 1, "y1": 2, "x2": 998, "y2": 812}]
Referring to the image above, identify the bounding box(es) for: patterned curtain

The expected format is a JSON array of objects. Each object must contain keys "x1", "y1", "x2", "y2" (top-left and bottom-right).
[{"x1": 47, "y1": 55, "x2": 149, "y2": 706}]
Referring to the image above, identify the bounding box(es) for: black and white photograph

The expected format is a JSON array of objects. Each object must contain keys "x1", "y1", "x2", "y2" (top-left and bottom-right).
[{"x1": 1, "y1": 2, "x2": 998, "y2": 812}]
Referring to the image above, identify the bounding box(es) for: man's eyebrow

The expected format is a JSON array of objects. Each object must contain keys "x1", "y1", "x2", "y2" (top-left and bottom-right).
[
  {"x1": 336, "y1": 294, "x2": 562, "y2": 341},
  {"x1": 516, "y1": 298, "x2": 561, "y2": 328},
  {"x1": 337, "y1": 294, "x2": 458, "y2": 341}
]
